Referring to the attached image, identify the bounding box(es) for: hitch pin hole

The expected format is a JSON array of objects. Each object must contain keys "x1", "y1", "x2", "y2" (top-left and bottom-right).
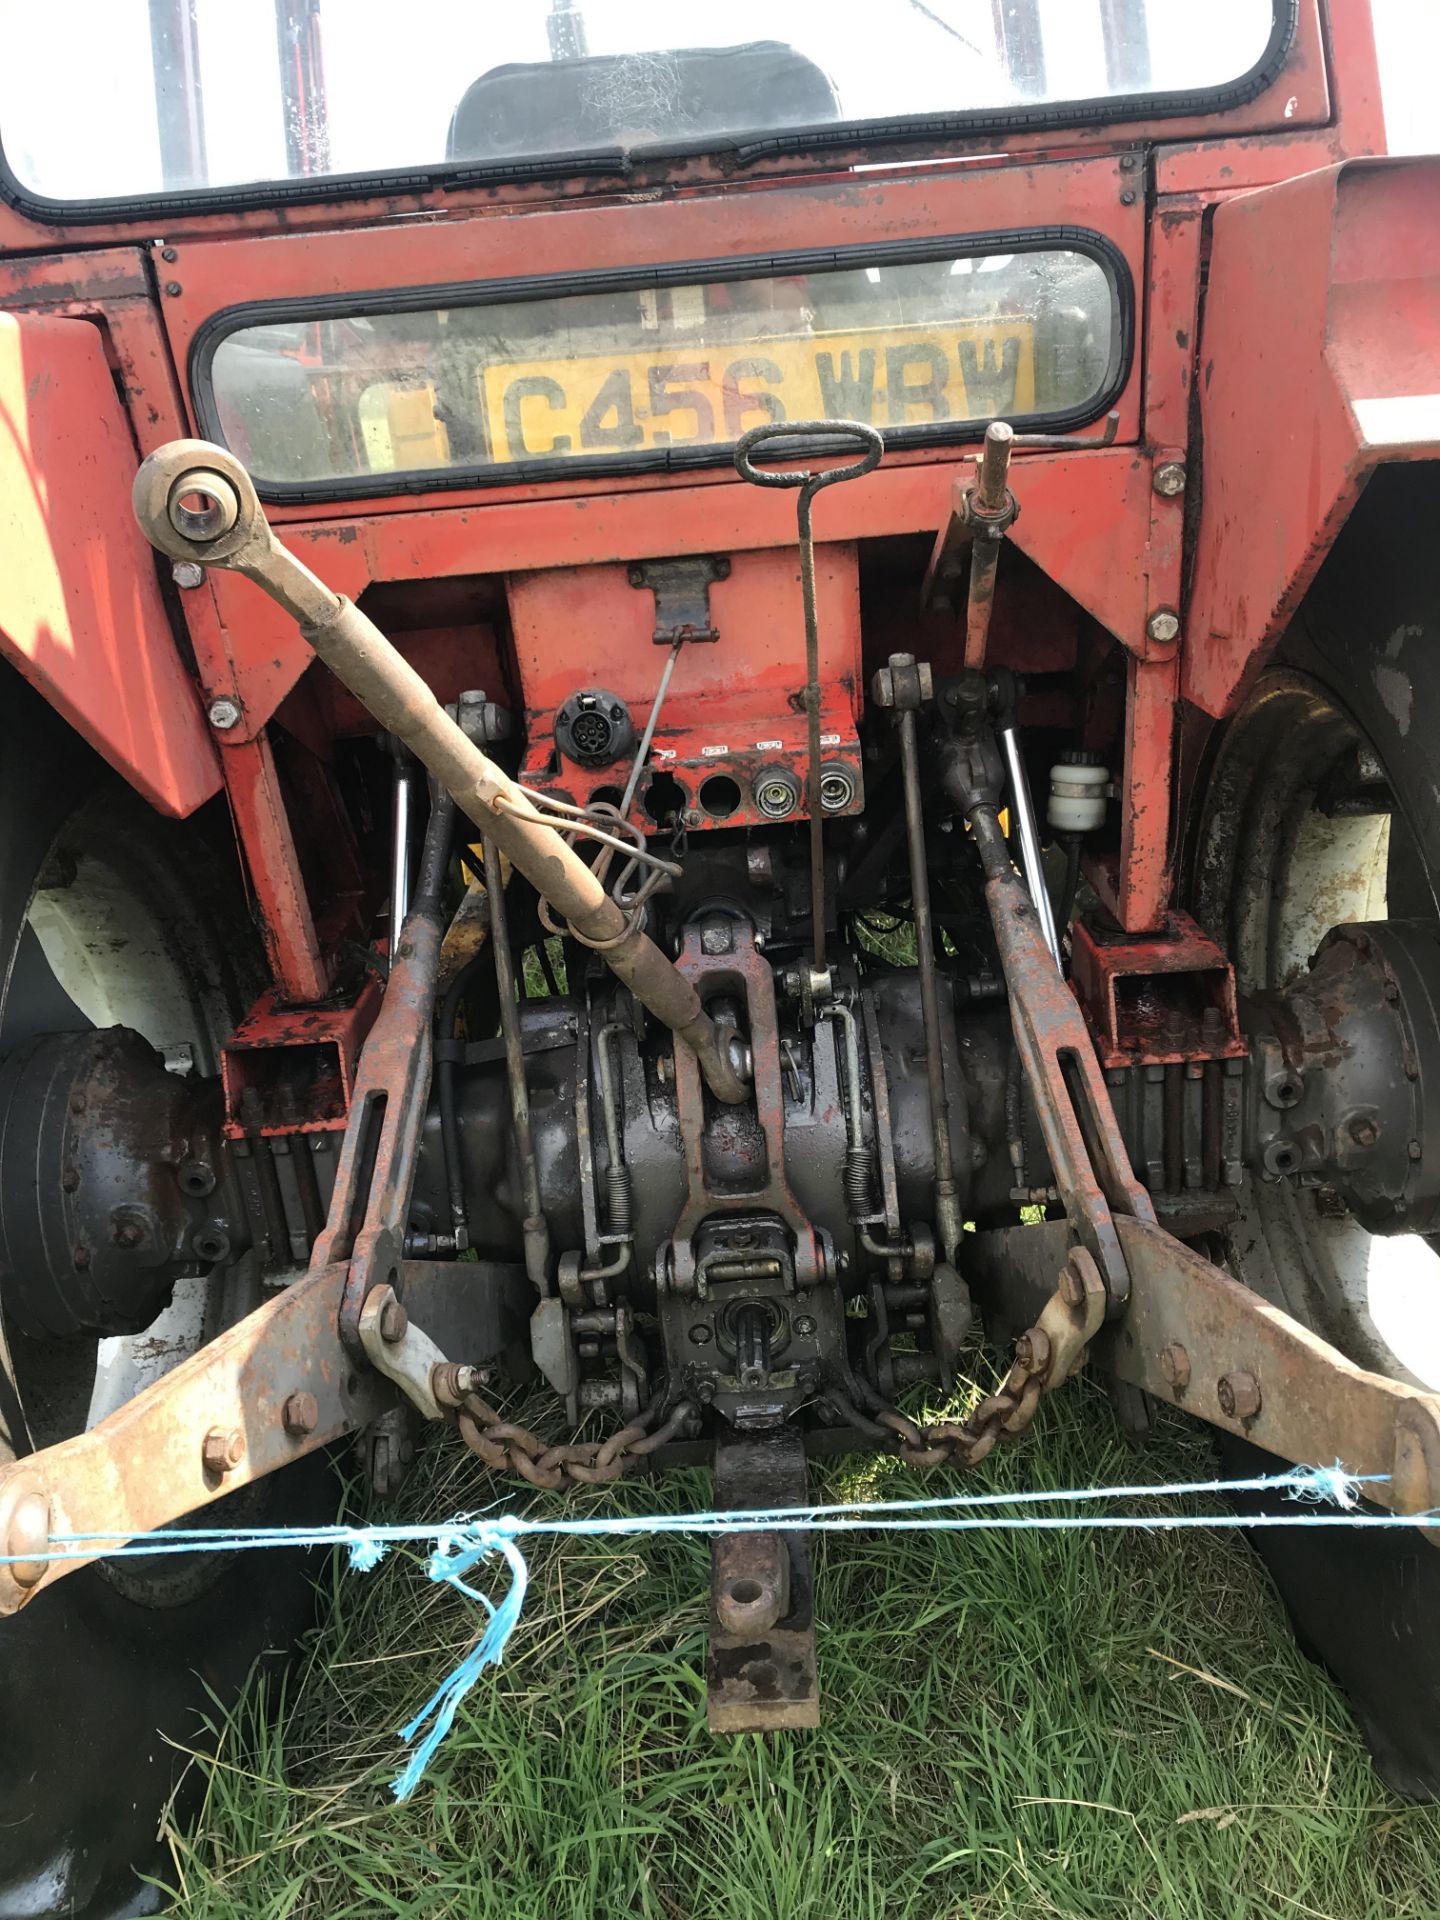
[{"x1": 167, "y1": 470, "x2": 240, "y2": 543}]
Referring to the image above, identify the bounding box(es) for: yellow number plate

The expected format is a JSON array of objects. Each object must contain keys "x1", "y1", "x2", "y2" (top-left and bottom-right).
[{"x1": 478, "y1": 318, "x2": 1036, "y2": 465}]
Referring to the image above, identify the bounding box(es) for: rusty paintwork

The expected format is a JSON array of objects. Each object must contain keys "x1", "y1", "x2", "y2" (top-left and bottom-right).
[
  {"x1": 509, "y1": 547, "x2": 864, "y2": 836},
  {"x1": 1103, "y1": 1214, "x2": 1440, "y2": 1523},
  {"x1": 0, "y1": 1254, "x2": 388, "y2": 1613},
  {"x1": 221, "y1": 973, "x2": 383, "y2": 1136},
  {"x1": 666, "y1": 918, "x2": 825, "y2": 1296},
  {"x1": 1069, "y1": 912, "x2": 1246, "y2": 1071}
]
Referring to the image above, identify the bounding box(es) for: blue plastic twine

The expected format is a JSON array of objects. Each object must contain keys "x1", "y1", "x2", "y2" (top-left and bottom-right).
[
  {"x1": 385, "y1": 1524, "x2": 529, "y2": 1800},
  {"x1": 1, "y1": 1461, "x2": 1426, "y2": 1798}
]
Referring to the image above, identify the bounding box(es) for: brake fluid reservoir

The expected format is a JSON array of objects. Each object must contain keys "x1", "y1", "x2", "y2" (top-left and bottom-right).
[{"x1": 1047, "y1": 756, "x2": 1110, "y2": 833}]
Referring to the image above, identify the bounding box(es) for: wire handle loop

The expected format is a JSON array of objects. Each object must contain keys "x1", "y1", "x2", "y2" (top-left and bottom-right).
[{"x1": 733, "y1": 419, "x2": 884, "y2": 494}]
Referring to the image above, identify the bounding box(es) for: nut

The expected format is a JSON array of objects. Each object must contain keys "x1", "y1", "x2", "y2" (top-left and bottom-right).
[
  {"x1": 1159, "y1": 1343, "x2": 1191, "y2": 1392},
  {"x1": 207, "y1": 697, "x2": 242, "y2": 731},
  {"x1": 379, "y1": 1296, "x2": 409, "y2": 1344},
  {"x1": 1015, "y1": 1327, "x2": 1052, "y2": 1376},
  {"x1": 1146, "y1": 609, "x2": 1181, "y2": 646},
  {"x1": 202, "y1": 1426, "x2": 246, "y2": 1475},
  {"x1": 1217, "y1": 1370, "x2": 1261, "y2": 1422},
  {"x1": 1059, "y1": 1246, "x2": 1100, "y2": 1308},
  {"x1": 4, "y1": 1490, "x2": 51, "y2": 1591},
  {"x1": 430, "y1": 1362, "x2": 489, "y2": 1408},
  {"x1": 1152, "y1": 461, "x2": 1187, "y2": 498},
  {"x1": 282, "y1": 1391, "x2": 319, "y2": 1438}
]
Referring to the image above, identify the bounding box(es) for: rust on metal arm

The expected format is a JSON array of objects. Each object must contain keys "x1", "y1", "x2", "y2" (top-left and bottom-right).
[{"x1": 131, "y1": 441, "x2": 746, "y2": 1106}]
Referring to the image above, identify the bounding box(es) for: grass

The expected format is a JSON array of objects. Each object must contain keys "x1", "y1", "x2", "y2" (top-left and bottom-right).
[{"x1": 158, "y1": 1380, "x2": 1440, "y2": 1920}]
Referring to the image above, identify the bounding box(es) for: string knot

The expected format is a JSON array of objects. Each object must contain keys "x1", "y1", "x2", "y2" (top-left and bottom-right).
[{"x1": 1285, "y1": 1462, "x2": 1368, "y2": 1510}]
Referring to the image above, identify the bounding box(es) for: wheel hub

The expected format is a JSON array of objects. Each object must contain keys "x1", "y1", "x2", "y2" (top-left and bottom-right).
[{"x1": 0, "y1": 1027, "x2": 228, "y2": 1339}]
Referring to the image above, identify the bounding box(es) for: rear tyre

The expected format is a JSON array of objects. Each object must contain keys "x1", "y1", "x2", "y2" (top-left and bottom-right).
[
  {"x1": 1189, "y1": 468, "x2": 1440, "y2": 1795},
  {"x1": 0, "y1": 675, "x2": 330, "y2": 1918}
]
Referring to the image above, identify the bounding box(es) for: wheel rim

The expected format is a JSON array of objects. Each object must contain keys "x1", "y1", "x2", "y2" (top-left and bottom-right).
[
  {"x1": 0, "y1": 783, "x2": 257, "y2": 1602},
  {"x1": 1192, "y1": 668, "x2": 1440, "y2": 1388}
]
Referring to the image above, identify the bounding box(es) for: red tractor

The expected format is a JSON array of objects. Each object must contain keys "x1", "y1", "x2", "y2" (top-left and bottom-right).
[{"x1": 1, "y1": 2, "x2": 1438, "y2": 1910}]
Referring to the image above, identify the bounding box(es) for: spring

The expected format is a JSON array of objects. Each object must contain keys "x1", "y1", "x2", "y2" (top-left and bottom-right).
[
  {"x1": 605, "y1": 1162, "x2": 635, "y2": 1238},
  {"x1": 844, "y1": 1145, "x2": 877, "y2": 1220}
]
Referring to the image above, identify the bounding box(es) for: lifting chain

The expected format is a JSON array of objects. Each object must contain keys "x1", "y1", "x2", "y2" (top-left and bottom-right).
[
  {"x1": 851, "y1": 1245, "x2": 1108, "y2": 1472},
  {"x1": 449, "y1": 1384, "x2": 698, "y2": 1492},
  {"x1": 435, "y1": 1248, "x2": 1104, "y2": 1492}
]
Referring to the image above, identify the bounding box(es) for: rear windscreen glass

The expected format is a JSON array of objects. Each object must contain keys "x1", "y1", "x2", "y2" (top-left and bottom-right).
[
  {"x1": 0, "y1": 1, "x2": 1283, "y2": 209},
  {"x1": 197, "y1": 241, "x2": 1126, "y2": 494}
]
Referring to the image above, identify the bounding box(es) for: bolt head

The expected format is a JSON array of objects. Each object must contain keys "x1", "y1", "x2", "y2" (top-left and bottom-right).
[
  {"x1": 1059, "y1": 1259, "x2": 1086, "y2": 1308},
  {"x1": 202, "y1": 1426, "x2": 246, "y2": 1475},
  {"x1": 379, "y1": 1297, "x2": 409, "y2": 1344},
  {"x1": 794, "y1": 1314, "x2": 817, "y2": 1338},
  {"x1": 1217, "y1": 1370, "x2": 1261, "y2": 1422},
  {"x1": 61, "y1": 1167, "x2": 79, "y2": 1193},
  {"x1": 282, "y1": 1391, "x2": 319, "y2": 1438},
  {"x1": 207, "y1": 697, "x2": 242, "y2": 731},
  {"x1": 1159, "y1": 1343, "x2": 1191, "y2": 1392},
  {"x1": 1409, "y1": 1139, "x2": 1424, "y2": 1163},
  {"x1": 172, "y1": 560, "x2": 205, "y2": 589},
  {"x1": 1348, "y1": 1114, "x2": 1380, "y2": 1149},
  {"x1": 1153, "y1": 462, "x2": 1187, "y2": 498},
  {"x1": 5, "y1": 1491, "x2": 51, "y2": 1590},
  {"x1": 1146, "y1": 609, "x2": 1181, "y2": 646},
  {"x1": 1016, "y1": 1326, "x2": 1051, "y2": 1375},
  {"x1": 688, "y1": 1324, "x2": 713, "y2": 1345}
]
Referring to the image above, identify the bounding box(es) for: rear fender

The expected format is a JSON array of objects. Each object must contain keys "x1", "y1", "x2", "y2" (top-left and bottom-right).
[
  {"x1": 0, "y1": 310, "x2": 218, "y2": 817},
  {"x1": 1184, "y1": 157, "x2": 1440, "y2": 720}
]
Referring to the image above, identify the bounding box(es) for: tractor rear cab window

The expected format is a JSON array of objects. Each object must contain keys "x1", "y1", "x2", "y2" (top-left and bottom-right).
[
  {"x1": 0, "y1": 0, "x2": 1283, "y2": 211},
  {"x1": 196, "y1": 242, "x2": 1126, "y2": 494}
]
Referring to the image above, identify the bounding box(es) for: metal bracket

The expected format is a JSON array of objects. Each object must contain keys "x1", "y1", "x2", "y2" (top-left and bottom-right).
[
  {"x1": 627, "y1": 555, "x2": 729, "y2": 643},
  {"x1": 306, "y1": 914, "x2": 441, "y2": 1352},
  {"x1": 662, "y1": 919, "x2": 826, "y2": 1297},
  {"x1": 357, "y1": 1283, "x2": 451, "y2": 1422},
  {"x1": 1103, "y1": 1216, "x2": 1440, "y2": 1525},
  {"x1": 0, "y1": 1259, "x2": 389, "y2": 1614},
  {"x1": 707, "y1": 1427, "x2": 820, "y2": 1732}
]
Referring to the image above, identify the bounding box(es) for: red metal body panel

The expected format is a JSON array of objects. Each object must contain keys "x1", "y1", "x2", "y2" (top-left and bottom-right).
[
  {"x1": 152, "y1": 155, "x2": 1147, "y2": 535},
  {"x1": 1153, "y1": 0, "x2": 1385, "y2": 196},
  {"x1": 0, "y1": 307, "x2": 218, "y2": 816},
  {"x1": 1184, "y1": 158, "x2": 1440, "y2": 721},
  {"x1": 511, "y1": 547, "x2": 863, "y2": 831},
  {"x1": 221, "y1": 732, "x2": 329, "y2": 1004}
]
